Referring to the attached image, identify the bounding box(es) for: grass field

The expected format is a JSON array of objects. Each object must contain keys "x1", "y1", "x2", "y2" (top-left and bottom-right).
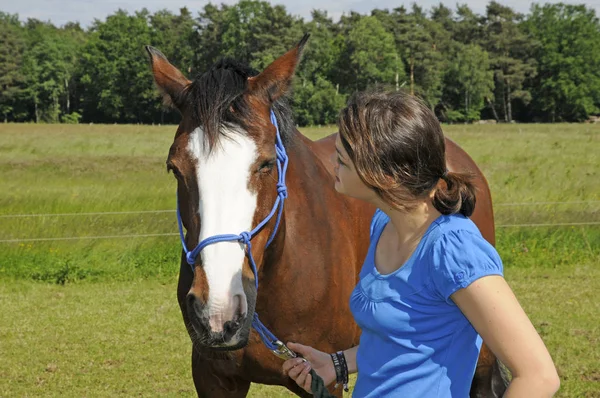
[{"x1": 0, "y1": 123, "x2": 598, "y2": 397}]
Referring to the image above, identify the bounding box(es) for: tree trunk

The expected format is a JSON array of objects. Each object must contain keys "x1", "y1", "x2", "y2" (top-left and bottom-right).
[
  {"x1": 503, "y1": 80, "x2": 508, "y2": 122},
  {"x1": 65, "y1": 78, "x2": 70, "y2": 114},
  {"x1": 54, "y1": 95, "x2": 59, "y2": 122},
  {"x1": 395, "y1": 53, "x2": 399, "y2": 91},
  {"x1": 486, "y1": 97, "x2": 500, "y2": 122},
  {"x1": 410, "y1": 55, "x2": 415, "y2": 96},
  {"x1": 34, "y1": 99, "x2": 39, "y2": 123},
  {"x1": 507, "y1": 83, "x2": 513, "y2": 122}
]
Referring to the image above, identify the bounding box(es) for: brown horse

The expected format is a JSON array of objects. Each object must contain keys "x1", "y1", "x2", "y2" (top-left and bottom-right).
[{"x1": 145, "y1": 35, "x2": 507, "y2": 397}]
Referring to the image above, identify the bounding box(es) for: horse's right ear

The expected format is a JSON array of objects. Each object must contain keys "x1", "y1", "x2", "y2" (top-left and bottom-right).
[{"x1": 145, "y1": 46, "x2": 191, "y2": 112}]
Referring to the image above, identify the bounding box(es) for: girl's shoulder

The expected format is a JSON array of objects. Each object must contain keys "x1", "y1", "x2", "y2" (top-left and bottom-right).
[
  {"x1": 426, "y1": 214, "x2": 504, "y2": 302},
  {"x1": 370, "y1": 208, "x2": 390, "y2": 240}
]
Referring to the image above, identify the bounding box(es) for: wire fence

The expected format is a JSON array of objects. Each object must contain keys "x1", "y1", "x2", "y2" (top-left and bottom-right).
[
  {"x1": 0, "y1": 233, "x2": 179, "y2": 243},
  {"x1": 1, "y1": 200, "x2": 597, "y2": 243},
  {"x1": 495, "y1": 221, "x2": 600, "y2": 228},
  {"x1": 0, "y1": 210, "x2": 175, "y2": 218},
  {"x1": 493, "y1": 200, "x2": 600, "y2": 207},
  {"x1": 1, "y1": 200, "x2": 599, "y2": 219},
  {"x1": 1, "y1": 221, "x2": 599, "y2": 244}
]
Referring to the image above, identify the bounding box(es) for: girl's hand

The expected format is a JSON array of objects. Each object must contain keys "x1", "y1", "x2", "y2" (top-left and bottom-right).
[{"x1": 281, "y1": 342, "x2": 336, "y2": 394}]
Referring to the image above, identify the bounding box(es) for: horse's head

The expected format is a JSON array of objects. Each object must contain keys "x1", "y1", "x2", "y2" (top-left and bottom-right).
[{"x1": 146, "y1": 35, "x2": 308, "y2": 350}]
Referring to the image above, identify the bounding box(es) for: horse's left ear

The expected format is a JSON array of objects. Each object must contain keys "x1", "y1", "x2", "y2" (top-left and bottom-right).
[{"x1": 248, "y1": 33, "x2": 310, "y2": 103}]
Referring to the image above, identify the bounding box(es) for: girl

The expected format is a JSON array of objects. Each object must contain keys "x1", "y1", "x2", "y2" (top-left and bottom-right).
[{"x1": 282, "y1": 91, "x2": 559, "y2": 397}]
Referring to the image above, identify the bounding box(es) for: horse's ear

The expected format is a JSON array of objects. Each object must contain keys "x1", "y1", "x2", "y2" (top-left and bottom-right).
[
  {"x1": 145, "y1": 46, "x2": 191, "y2": 111},
  {"x1": 248, "y1": 33, "x2": 310, "y2": 103}
]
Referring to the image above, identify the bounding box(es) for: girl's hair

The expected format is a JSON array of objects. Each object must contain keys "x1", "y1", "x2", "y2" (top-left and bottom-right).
[{"x1": 337, "y1": 90, "x2": 476, "y2": 217}]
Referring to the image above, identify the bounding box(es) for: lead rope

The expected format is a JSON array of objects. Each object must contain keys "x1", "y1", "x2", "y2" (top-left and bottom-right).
[{"x1": 310, "y1": 371, "x2": 335, "y2": 397}]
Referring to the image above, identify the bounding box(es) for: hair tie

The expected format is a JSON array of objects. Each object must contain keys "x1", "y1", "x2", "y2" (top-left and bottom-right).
[{"x1": 441, "y1": 169, "x2": 449, "y2": 180}]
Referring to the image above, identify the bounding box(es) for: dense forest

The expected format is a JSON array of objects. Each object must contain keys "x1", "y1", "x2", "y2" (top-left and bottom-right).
[{"x1": 1, "y1": 1, "x2": 599, "y2": 125}]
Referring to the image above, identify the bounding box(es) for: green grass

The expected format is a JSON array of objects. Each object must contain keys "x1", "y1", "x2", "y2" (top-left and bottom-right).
[
  {"x1": 0, "y1": 123, "x2": 599, "y2": 396},
  {"x1": 0, "y1": 124, "x2": 179, "y2": 282},
  {"x1": 0, "y1": 123, "x2": 598, "y2": 281},
  {"x1": 0, "y1": 267, "x2": 597, "y2": 397}
]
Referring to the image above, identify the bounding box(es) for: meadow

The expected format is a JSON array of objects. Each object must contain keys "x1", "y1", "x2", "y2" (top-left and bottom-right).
[{"x1": 0, "y1": 123, "x2": 598, "y2": 397}]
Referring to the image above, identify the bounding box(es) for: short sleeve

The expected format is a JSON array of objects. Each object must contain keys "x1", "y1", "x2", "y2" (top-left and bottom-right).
[
  {"x1": 430, "y1": 229, "x2": 504, "y2": 303},
  {"x1": 370, "y1": 209, "x2": 389, "y2": 240}
]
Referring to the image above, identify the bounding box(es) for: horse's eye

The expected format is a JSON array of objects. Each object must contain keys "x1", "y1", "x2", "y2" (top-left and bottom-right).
[
  {"x1": 167, "y1": 164, "x2": 183, "y2": 179},
  {"x1": 258, "y1": 159, "x2": 276, "y2": 174}
]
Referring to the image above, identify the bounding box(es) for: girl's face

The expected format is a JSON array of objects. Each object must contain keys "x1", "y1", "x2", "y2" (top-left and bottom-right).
[{"x1": 333, "y1": 134, "x2": 377, "y2": 202}]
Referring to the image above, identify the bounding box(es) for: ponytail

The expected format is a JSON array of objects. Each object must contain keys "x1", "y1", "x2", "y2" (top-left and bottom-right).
[{"x1": 432, "y1": 171, "x2": 477, "y2": 217}]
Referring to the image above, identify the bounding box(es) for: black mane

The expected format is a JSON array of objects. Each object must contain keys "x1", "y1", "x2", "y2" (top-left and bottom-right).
[{"x1": 187, "y1": 58, "x2": 295, "y2": 152}]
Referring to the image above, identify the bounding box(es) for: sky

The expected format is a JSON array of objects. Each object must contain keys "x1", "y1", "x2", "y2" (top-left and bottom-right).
[{"x1": 1, "y1": 0, "x2": 599, "y2": 27}]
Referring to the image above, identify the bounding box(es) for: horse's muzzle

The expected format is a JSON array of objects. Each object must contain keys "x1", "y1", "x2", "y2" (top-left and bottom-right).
[{"x1": 186, "y1": 292, "x2": 249, "y2": 349}]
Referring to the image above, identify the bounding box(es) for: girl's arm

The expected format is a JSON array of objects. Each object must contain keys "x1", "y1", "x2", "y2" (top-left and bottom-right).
[{"x1": 452, "y1": 275, "x2": 560, "y2": 397}]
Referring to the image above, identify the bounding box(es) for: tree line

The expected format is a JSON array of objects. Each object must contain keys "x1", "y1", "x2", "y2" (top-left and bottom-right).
[{"x1": 1, "y1": 1, "x2": 599, "y2": 126}]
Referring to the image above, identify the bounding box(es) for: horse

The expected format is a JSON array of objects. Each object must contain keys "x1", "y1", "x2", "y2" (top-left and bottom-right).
[{"x1": 145, "y1": 34, "x2": 507, "y2": 398}]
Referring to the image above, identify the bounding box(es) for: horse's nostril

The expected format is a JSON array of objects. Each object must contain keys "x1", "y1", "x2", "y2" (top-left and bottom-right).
[
  {"x1": 186, "y1": 293, "x2": 199, "y2": 310},
  {"x1": 223, "y1": 319, "x2": 239, "y2": 340},
  {"x1": 186, "y1": 293, "x2": 208, "y2": 331},
  {"x1": 223, "y1": 311, "x2": 247, "y2": 339}
]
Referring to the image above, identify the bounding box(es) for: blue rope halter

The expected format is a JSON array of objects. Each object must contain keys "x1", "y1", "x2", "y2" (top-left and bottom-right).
[{"x1": 175, "y1": 110, "x2": 295, "y2": 356}]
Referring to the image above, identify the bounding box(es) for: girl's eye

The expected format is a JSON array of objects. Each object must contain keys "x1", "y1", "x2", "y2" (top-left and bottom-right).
[{"x1": 337, "y1": 156, "x2": 346, "y2": 167}]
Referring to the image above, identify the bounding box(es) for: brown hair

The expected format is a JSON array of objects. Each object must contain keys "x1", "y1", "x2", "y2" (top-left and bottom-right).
[{"x1": 337, "y1": 90, "x2": 476, "y2": 217}]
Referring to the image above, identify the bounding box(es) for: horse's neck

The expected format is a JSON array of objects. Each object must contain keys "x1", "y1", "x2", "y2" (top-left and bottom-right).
[
  {"x1": 264, "y1": 130, "x2": 334, "y2": 256},
  {"x1": 286, "y1": 130, "x2": 336, "y2": 207},
  {"x1": 268, "y1": 129, "x2": 351, "y2": 264},
  {"x1": 257, "y1": 130, "x2": 371, "y2": 327}
]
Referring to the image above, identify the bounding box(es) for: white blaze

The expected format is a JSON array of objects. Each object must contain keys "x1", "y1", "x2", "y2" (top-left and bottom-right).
[{"x1": 188, "y1": 126, "x2": 255, "y2": 333}]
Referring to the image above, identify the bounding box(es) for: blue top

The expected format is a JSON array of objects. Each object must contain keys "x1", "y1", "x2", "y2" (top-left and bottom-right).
[{"x1": 349, "y1": 209, "x2": 503, "y2": 397}]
